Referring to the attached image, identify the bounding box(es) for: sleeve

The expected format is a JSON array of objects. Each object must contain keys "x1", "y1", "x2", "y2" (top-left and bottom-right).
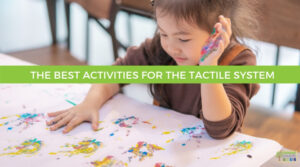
[
  {"x1": 113, "y1": 38, "x2": 153, "y2": 66},
  {"x1": 201, "y1": 49, "x2": 260, "y2": 139},
  {"x1": 112, "y1": 38, "x2": 153, "y2": 88}
]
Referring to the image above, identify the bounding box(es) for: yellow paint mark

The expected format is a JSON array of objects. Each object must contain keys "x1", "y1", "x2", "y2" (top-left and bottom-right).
[
  {"x1": 166, "y1": 139, "x2": 174, "y2": 143},
  {"x1": 95, "y1": 127, "x2": 104, "y2": 131},
  {"x1": 162, "y1": 130, "x2": 175, "y2": 135},
  {"x1": 210, "y1": 157, "x2": 221, "y2": 160}
]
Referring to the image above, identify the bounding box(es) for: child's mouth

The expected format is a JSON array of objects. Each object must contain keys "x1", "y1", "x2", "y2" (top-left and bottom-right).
[{"x1": 174, "y1": 56, "x2": 188, "y2": 62}]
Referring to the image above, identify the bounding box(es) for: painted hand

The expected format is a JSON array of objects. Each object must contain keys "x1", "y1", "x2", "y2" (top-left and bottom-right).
[{"x1": 199, "y1": 15, "x2": 232, "y2": 66}]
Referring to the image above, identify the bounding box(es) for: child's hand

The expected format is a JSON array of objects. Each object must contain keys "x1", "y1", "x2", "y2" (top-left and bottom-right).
[
  {"x1": 199, "y1": 15, "x2": 232, "y2": 66},
  {"x1": 46, "y1": 102, "x2": 99, "y2": 133}
]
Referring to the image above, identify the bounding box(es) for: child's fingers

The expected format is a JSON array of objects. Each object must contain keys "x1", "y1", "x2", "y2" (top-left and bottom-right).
[
  {"x1": 91, "y1": 112, "x2": 99, "y2": 130},
  {"x1": 219, "y1": 38, "x2": 225, "y2": 52},
  {"x1": 219, "y1": 15, "x2": 232, "y2": 37},
  {"x1": 50, "y1": 113, "x2": 72, "y2": 131},
  {"x1": 48, "y1": 109, "x2": 68, "y2": 117},
  {"x1": 46, "y1": 111, "x2": 69, "y2": 126},
  {"x1": 213, "y1": 23, "x2": 222, "y2": 34},
  {"x1": 63, "y1": 117, "x2": 82, "y2": 134},
  {"x1": 210, "y1": 23, "x2": 223, "y2": 41},
  {"x1": 226, "y1": 18, "x2": 232, "y2": 34},
  {"x1": 213, "y1": 37, "x2": 225, "y2": 57},
  {"x1": 218, "y1": 15, "x2": 228, "y2": 32},
  {"x1": 215, "y1": 20, "x2": 230, "y2": 47},
  {"x1": 220, "y1": 27, "x2": 230, "y2": 47}
]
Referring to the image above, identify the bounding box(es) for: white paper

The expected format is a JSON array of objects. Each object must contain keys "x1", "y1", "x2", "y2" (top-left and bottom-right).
[{"x1": 0, "y1": 54, "x2": 282, "y2": 167}]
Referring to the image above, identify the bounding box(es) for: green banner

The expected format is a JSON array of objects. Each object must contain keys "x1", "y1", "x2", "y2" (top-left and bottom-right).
[{"x1": 0, "y1": 66, "x2": 299, "y2": 83}]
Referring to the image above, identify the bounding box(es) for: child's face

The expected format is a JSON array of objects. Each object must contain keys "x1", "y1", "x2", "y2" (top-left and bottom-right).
[{"x1": 156, "y1": 9, "x2": 210, "y2": 65}]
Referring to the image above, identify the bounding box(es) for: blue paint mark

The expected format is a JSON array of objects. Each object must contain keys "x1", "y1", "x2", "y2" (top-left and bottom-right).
[
  {"x1": 65, "y1": 99, "x2": 77, "y2": 106},
  {"x1": 7, "y1": 127, "x2": 13, "y2": 130}
]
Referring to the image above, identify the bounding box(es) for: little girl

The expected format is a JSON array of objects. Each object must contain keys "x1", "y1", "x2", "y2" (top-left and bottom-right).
[{"x1": 47, "y1": 0, "x2": 260, "y2": 139}]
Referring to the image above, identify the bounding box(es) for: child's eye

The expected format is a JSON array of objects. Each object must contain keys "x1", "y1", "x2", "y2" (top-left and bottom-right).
[
  {"x1": 179, "y1": 39, "x2": 191, "y2": 42},
  {"x1": 160, "y1": 34, "x2": 168, "y2": 38}
]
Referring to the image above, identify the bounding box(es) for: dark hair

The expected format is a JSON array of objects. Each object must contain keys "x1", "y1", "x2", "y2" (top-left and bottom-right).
[{"x1": 148, "y1": 0, "x2": 260, "y2": 107}]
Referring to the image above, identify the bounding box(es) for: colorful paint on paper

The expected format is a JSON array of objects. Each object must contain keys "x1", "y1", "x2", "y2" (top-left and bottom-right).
[
  {"x1": 154, "y1": 162, "x2": 174, "y2": 167},
  {"x1": 49, "y1": 139, "x2": 101, "y2": 157},
  {"x1": 0, "y1": 113, "x2": 45, "y2": 132},
  {"x1": 0, "y1": 138, "x2": 42, "y2": 156},
  {"x1": 180, "y1": 124, "x2": 205, "y2": 146},
  {"x1": 210, "y1": 140, "x2": 253, "y2": 159},
  {"x1": 127, "y1": 141, "x2": 164, "y2": 161},
  {"x1": 114, "y1": 116, "x2": 139, "y2": 128},
  {"x1": 91, "y1": 156, "x2": 128, "y2": 167}
]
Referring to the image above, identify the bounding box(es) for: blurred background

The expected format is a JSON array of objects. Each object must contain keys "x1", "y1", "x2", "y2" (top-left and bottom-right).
[{"x1": 0, "y1": 0, "x2": 299, "y2": 151}]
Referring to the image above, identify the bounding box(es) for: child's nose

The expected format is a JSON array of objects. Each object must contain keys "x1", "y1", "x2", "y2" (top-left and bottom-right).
[{"x1": 167, "y1": 44, "x2": 181, "y2": 55}]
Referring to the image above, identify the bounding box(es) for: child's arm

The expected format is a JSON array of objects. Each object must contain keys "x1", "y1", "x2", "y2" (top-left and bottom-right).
[
  {"x1": 46, "y1": 37, "x2": 154, "y2": 134},
  {"x1": 200, "y1": 15, "x2": 233, "y2": 121},
  {"x1": 199, "y1": 15, "x2": 236, "y2": 139},
  {"x1": 199, "y1": 16, "x2": 260, "y2": 139},
  {"x1": 47, "y1": 84, "x2": 119, "y2": 133},
  {"x1": 201, "y1": 84, "x2": 232, "y2": 122}
]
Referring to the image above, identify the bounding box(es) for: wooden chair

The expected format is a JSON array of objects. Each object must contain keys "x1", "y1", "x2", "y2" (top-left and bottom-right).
[
  {"x1": 64, "y1": 0, "x2": 153, "y2": 63},
  {"x1": 64, "y1": 0, "x2": 124, "y2": 62}
]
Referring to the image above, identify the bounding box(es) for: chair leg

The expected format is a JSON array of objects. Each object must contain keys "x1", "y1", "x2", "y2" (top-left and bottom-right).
[
  {"x1": 64, "y1": 1, "x2": 71, "y2": 50},
  {"x1": 126, "y1": 12, "x2": 132, "y2": 46},
  {"x1": 46, "y1": 0, "x2": 57, "y2": 45},
  {"x1": 86, "y1": 15, "x2": 90, "y2": 63},
  {"x1": 110, "y1": 27, "x2": 119, "y2": 61},
  {"x1": 108, "y1": 0, "x2": 121, "y2": 61},
  {"x1": 271, "y1": 45, "x2": 280, "y2": 106},
  {"x1": 295, "y1": 85, "x2": 300, "y2": 112}
]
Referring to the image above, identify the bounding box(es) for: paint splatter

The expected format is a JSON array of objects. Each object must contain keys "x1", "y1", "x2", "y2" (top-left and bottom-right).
[
  {"x1": 114, "y1": 116, "x2": 139, "y2": 128},
  {"x1": 166, "y1": 139, "x2": 174, "y2": 143},
  {"x1": 0, "y1": 113, "x2": 46, "y2": 132},
  {"x1": 180, "y1": 124, "x2": 205, "y2": 146},
  {"x1": 142, "y1": 121, "x2": 152, "y2": 124},
  {"x1": 95, "y1": 127, "x2": 104, "y2": 131},
  {"x1": 0, "y1": 138, "x2": 42, "y2": 156},
  {"x1": 112, "y1": 116, "x2": 154, "y2": 137},
  {"x1": 155, "y1": 162, "x2": 174, "y2": 167},
  {"x1": 181, "y1": 125, "x2": 204, "y2": 137},
  {"x1": 49, "y1": 139, "x2": 101, "y2": 157},
  {"x1": 94, "y1": 122, "x2": 104, "y2": 131},
  {"x1": 210, "y1": 140, "x2": 253, "y2": 160},
  {"x1": 162, "y1": 130, "x2": 175, "y2": 135},
  {"x1": 126, "y1": 141, "x2": 164, "y2": 161},
  {"x1": 91, "y1": 156, "x2": 128, "y2": 167},
  {"x1": 65, "y1": 99, "x2": 77, "y2": 106}
]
